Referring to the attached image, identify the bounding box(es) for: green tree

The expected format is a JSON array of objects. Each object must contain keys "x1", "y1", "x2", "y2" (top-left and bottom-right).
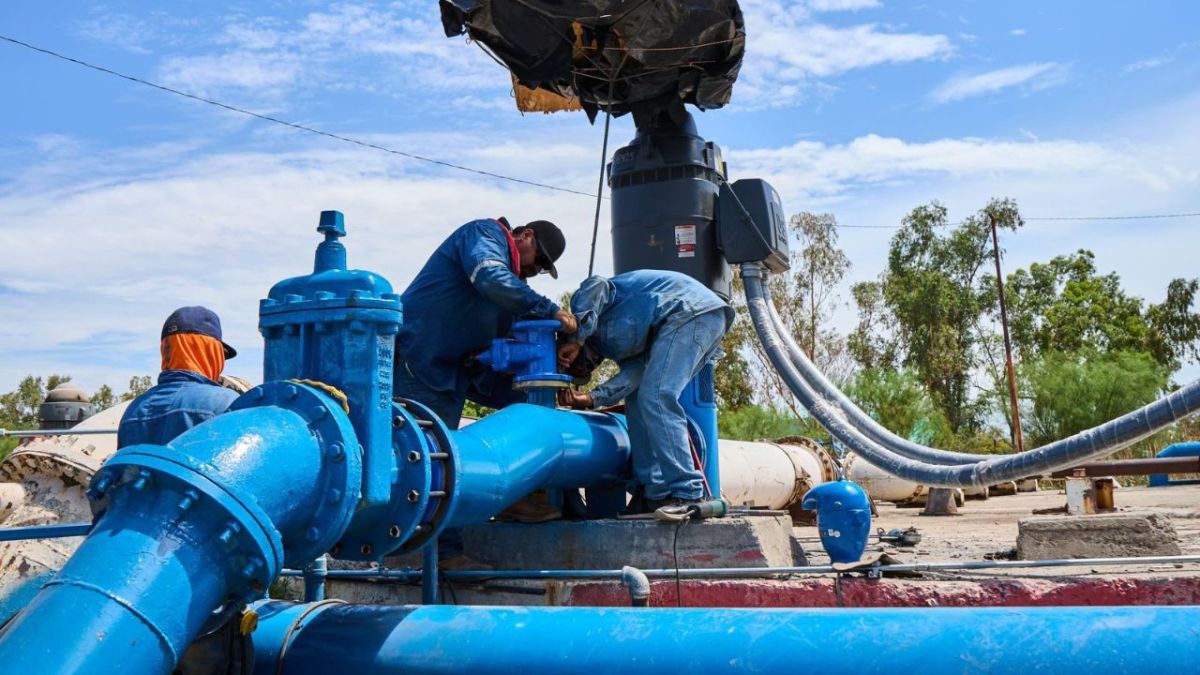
[
  {"x1": 842, "y1": 368, "x2": 953, "y2": 446},
  {"x1": 0, "y1": 374, "x2": 71, "y2": 457},
  {"x1": 1021, "y1": 350, "x2": 1169, "y2": 447},
  {"x1": 853, "y1": 198, "x2": 1022, "y2": 433},
  {"x1": 123, "y1": 375, "x2": 153, "y2": 401},
  {"x1": 91, "y1": 385, "x2": 117, "y2": 410},
  {"x1": 1006, "y1": 251, "x2": 1200, "y2": 372}
]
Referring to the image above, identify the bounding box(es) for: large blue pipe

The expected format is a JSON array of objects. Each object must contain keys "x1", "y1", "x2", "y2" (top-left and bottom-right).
[
  {"x1": 250, "y1": 601, "x2": 1200, "y2": 674},
  {"x1": 442, "y1": 404, "x2": 628, "y2": 530},
  {"x1": 0, "y1": 384, "x2": 360, "y2": 675}
]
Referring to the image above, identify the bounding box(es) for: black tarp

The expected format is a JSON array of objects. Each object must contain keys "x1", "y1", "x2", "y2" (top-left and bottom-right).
[{"x1": 439, "y1": 0, "x2": 744, "y2": 124}]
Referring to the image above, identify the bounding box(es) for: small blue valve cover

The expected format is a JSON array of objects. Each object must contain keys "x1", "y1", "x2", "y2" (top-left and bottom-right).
[{"x1": 801, "y1": 480, "x2": 871, "y2": 564}]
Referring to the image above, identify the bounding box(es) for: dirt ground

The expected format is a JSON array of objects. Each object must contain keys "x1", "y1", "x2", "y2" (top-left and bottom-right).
[{"x1": 793, "y1": 483, "x2": 1200, "y2": 577}]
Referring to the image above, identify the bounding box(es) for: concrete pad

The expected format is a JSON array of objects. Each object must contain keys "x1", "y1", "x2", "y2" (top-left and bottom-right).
[
  {"x1": 462, "y1": 512, "x2": 798, "y2": 570},
  {"x1": 1016, "y1": 512, "x2": 1181, "y2": 560}
]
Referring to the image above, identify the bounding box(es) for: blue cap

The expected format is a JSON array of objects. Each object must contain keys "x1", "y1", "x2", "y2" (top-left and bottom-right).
[{"x1": 161, "y1": 306, "x2": 237, "y2": 359}]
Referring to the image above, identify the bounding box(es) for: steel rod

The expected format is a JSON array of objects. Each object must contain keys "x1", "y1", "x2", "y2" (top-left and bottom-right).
[
  {"x1": 278, "y1": 554, "x2": 1200, "y2": 582},
  {"x1": 0, "y1": 522, "x2": 92, "y2": 541},
  {"x1": 0, "y1": 428, "x2": 116, "y2": 438}
]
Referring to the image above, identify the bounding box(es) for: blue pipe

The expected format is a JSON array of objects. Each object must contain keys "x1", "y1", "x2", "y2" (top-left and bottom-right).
[
  {"x1": 444, "y1": 404, "x2": 629, "y2": 529},
  {"x1": 302, "y1": 557, "x2": 327, "y2": 602},
  {"x1": 680, "y1": 362, "x2": 720, "y2": 496},
  {"x1": 0, "y1": 383, "x2": 360, "y2": 675},
  {"x1": 1149, "y1": 441, "x2": 1200, "y2": 487},
  {"x1": 0, "y1": 522, "x2": 91, "y2": 541},
  {"x1": 250, "y1": 601, "x2": 1200, "y2": 674}
]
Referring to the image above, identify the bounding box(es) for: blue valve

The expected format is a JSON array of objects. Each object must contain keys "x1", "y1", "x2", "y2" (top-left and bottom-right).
[
  {"x1": 801, "y1": 480, "x2": 871, "y2": 564},
  {"x1": 477, "y1": 320, "x2": 573, "y2": 389}
]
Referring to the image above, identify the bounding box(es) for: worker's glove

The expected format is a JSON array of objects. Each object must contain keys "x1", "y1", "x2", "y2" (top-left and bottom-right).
[
  {"x1": 557, "y1": 388, "x2": 593, "y2": 410},
  {"x1": 554, "y1": 309, "x2": 579, "y2": 335}
]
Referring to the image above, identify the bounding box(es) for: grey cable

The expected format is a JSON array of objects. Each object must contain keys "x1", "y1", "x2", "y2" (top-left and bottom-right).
[{"x1": 742, "y1": 263, "x2": 1200, "y2": 487}]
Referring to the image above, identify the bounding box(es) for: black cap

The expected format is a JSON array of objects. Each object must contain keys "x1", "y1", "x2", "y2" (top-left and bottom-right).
[
  {"x1": 161, "y1": 306, "x2": 237, "y2": 359},
  {"x1": 525, "y1": 220, "x2": 565, "y2": 279}
]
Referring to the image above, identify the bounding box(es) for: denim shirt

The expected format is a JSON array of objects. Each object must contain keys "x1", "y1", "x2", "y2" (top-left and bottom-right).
[
  {"x1": 395, "y1": 219, "x2": 560, "y2": 397},
  {"x1": 117, "y1": 370, "x2": 239, "y2": 448},
  {"x1": 570, "y1": 270, "x2": 733, "y2": 407}
]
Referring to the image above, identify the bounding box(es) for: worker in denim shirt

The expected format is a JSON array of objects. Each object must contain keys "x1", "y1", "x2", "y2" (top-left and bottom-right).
[
  {"x1": 557, "y1": 270, "x2": 733, "y2": 514},
  {"x1": 394, "y1": 217, "x2": 577, "y2": 428},
  {"x1": 118, "y1": 306, "x2": 240, "y2": 448}
]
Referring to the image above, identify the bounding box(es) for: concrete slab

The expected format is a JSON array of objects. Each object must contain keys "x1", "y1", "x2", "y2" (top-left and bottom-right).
[
  {"x1": 462, "y1": 512, "x2": 798, "y2": 570},
  {"x1": 1016, "y1": 512, "x2": 1181, "y2": 560}
]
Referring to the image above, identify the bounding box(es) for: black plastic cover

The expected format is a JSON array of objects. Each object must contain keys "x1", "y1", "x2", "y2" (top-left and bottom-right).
[
  {"x1": 717, "y1": 178, "x2": 790, "y2": 273},
  {"x1": 439, "y1": 0, "x2": 745, "y2": 124}
]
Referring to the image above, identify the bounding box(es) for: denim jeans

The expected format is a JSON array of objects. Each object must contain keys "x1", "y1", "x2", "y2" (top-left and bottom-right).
[{"x1": 625, "y1": 309, "x2": 728, "y2": 501}]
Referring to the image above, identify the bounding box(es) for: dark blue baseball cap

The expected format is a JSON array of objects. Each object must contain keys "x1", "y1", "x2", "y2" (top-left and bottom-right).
[{"x1": 161, "y1": 306, "x2": 237, "y2": 358}]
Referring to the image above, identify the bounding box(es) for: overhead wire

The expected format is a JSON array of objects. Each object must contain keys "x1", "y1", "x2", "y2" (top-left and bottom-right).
[
  {"x1": 4, "y1": 35, "x2": 1196, "y2": 227},
  {"x1": 0, "y1": 33, "x2": 598, "y2": 199}
]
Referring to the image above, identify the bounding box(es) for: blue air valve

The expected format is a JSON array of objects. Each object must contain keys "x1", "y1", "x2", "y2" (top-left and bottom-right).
[
  {"x1": 801, "y1": 480, "x2": 871, "y2": 564},
  {"x1": 476, "y1": 319, "x2": 573, "y2": 389},
  {"x1": 259, "y1": 210, "x2": 402, "y2": 508},
  {"x1": 476, "y1": 319, "x2": 572, "y2": 408}
]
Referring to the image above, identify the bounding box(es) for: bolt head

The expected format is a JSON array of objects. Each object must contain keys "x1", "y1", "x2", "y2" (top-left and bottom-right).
[
  {"x1": 407, "y1": 489, "x2": 420, "y2": 503},
  {"x1": 326, "y1": 443, "x2": 346, "y2": 463}
]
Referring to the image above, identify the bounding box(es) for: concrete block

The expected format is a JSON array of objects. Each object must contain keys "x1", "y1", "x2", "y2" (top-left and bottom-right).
[
  {"x1": 462, "y1": 512, "x2": 797, "y2": 570},
  {"x1": 1016, "y1": 512, "x2": 1181, "y2": 560}
]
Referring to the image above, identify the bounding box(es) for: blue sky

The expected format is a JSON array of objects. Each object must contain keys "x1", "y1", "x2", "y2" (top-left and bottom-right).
[{"x1": 2, "y1": 1, "x2": 1199, "y2": 395}]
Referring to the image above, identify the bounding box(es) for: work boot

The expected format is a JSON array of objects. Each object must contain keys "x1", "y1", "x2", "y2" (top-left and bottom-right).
[{"x1": 653, "y1": 497, "x2": 704, "y2": 522}]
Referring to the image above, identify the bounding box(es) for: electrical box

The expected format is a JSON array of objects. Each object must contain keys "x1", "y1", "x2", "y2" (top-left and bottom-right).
[{"x1": 717, "y1": 178, "x2": 790, "y2": 273}]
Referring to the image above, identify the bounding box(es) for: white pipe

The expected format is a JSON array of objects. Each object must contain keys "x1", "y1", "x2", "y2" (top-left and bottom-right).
[{"x1": 717, "y1": 439, "x2": 836, "y2": 510}]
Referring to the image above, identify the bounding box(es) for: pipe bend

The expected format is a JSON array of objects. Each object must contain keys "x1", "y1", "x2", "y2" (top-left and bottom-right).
[
  {"x1": 621, "y1": 565, "x2": 651, "y2": 607},
  {"x1": 741, "y1": 264, "x2": 1200, "y2": 487}
]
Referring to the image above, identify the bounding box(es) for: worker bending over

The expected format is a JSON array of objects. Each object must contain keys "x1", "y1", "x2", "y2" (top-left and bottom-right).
[
  {"x1": 118, "y1": 306, "x2": 240, "y2": 447},
  {"x1": 558, "y1": 270, "x2": 733, "y2": 515},
  {"x1": 394, "y1": 217, "x2": 577, "y2": 428}
]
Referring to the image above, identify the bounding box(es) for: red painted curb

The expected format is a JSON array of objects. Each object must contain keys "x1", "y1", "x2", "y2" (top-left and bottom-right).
[{"x1": 566, "y1": 576, "x2": 1200, "y2": 608}]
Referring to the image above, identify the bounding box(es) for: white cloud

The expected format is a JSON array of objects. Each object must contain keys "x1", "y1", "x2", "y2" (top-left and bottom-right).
[
  {"x1": 1009, "y1": 28, "x2": 1027, "y2": 37},
  {"x1": 806, "y1": 0, "x2": 881, "y2": 11},
  {"x1": 1125, "y1": 56, "x2": 1172, "y2": 73},
  {"x1": 8, "y1": 91, "x2": 1200, "y2": 393},
  {"x1": 151, "y1": 4, "x2": 504, "y2": 105},
  {"x1": 930, "y1": 62, "x2": 1067, "y2": 103},
  {"x1": 737, "y1": 0, "x2": 953, "y2": 107}
]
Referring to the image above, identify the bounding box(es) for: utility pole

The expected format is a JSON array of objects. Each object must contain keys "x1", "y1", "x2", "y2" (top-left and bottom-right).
[{"x1": 990, "y1": 213, "x2": 1025, "y2": 453}]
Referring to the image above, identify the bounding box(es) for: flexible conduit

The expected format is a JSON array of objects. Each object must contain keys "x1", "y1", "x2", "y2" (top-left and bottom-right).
[
  {"x1": 741, "y1": 264, "x2": 1200, "y2": 487},
  {"x1": 760, "y1": 281, "x2": 983, "y2": 465}
]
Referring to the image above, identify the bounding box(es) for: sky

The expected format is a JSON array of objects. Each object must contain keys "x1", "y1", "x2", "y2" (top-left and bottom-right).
[{"x1": 1, "y1": 1, "x2": 1199, "y2": 396}]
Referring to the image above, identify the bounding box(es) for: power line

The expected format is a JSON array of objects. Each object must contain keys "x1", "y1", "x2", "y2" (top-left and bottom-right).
[
  {"x1": 840, "y1": 212, "x2": 1200, "y2": 229},
  {"x1": 0, "y1": 34, "x2": 598, "y2": 199}
]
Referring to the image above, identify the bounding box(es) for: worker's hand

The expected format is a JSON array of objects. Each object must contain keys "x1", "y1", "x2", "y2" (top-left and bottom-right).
[
  {"x1": 557, "y1": 388, "x2": 593, "y2": 410},
  {"x1": 557, "y1": 342, "x2": 582, "y2": 370},
  {"x1": 555, "y1": 309, "x2": 578, "y2": 335}
]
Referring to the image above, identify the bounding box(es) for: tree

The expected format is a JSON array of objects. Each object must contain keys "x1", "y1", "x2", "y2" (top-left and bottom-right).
[
  {"x1": 1006, "y1": 251, "x2": 1200, "y2": 372},
  {"x1": 123, "y1": 375, "x2": 153, "y2": 401},
  {"x1": 853, "y1": 198, "x2": 1022, "y2": 433},
  {"x1": 1021, "y1": 350, "x2": 1169, "y2": 447},
  {"x1": 843, "y1": 368, "x2": 953, "y2": 446}
]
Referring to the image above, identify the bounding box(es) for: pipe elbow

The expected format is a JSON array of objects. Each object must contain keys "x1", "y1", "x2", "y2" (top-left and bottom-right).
[{"x1": 621, "y1": 565, "x2": 650, "y2": 607}]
